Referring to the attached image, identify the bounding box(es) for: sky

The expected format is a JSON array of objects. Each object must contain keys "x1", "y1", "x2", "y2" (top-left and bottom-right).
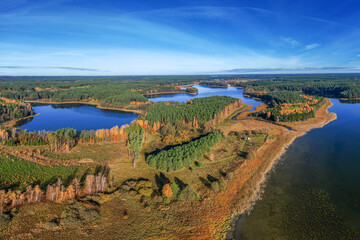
[{"x1": 1, "y1": 0, "x2": 360, "y2": 75}]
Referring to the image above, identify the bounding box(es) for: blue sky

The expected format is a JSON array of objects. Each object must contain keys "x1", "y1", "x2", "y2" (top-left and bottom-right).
[{"x1": 1, "y1": 0, "x2": 360, "y2": 75}]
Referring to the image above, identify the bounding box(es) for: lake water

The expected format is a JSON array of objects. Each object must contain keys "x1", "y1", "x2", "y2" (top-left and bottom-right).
[
  {"x1": 149, "y1": 84, "x2": 261, "y2": 108},
  {"x1": 234, "y1": 99, "x2": 360, "y2": 239},
  {"x1": 17, "y1": 104, "x2": 138, "y2": 131},
  {"x1": 18, "y1": 85, "x2": 260, "y2": 131}
]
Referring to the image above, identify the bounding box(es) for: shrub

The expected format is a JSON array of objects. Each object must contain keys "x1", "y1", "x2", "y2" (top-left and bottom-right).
[
  {"x1": 219, "y1": 178, "x2": 227, "y2": 190},
  {"x1": 225, "y1": 172, "x2": 234, "y2": 180},
  {"x1": 162, "y1": 183, "x2": 173, "y2": 198},
  {"x1": 177, "y1": 186, "x2": 200, "y2": 201},
  {"x1": 138, "y1": 188, "x2": 153, "y2": 197},
  {"x1": 170, "y1": 182, "x2": 180, "y2": 199},
  {"x1": 211, "y1": 181, "x2": 220, "y2": 192}
]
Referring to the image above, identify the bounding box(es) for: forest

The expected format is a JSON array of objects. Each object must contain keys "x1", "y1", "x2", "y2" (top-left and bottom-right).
[
  {"x1": 144, "y1": 96, "x2": 240, "y2": 125},
  {"x1": 0, "y1": 153, "x2": 110, "y2": 213},
  {"x1": 247, "y1": 90, "x2": 326, "y2": 122},
  {"x1": 199, "y1": 81, "x2": 228, "y2": 88},
  {"x1": 0, "y1": 98, "x2": 33, "y2": 123},
  {"x1": 233, "y1": 74, "x2": 360, "y2": 99},
  {"x1": 146, "y1": 131, "x2": 222, "y2": 172},
  {"x1": 0, "y1": 76, "x2": 213, "y2": 108}
]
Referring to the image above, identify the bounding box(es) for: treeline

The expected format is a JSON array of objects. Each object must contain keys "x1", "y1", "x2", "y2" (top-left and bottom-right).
[
  {"x1": 0, "y1": 97, "x2": 33, "y2": 123},
  {"x1": 1, "y1": 127, "x2": 79, "y2": 151},
  {"x1": 185, "y1": 87, "x2": 199, "y2": 94},
  {"x1": 0, "y1": 172, "x2": 109, "y2": 213},
  {"x1": 0, "y1": 152, "x2": 110, "y2": 213},
  {"x1": 199, "y1": 81, "x2": 228, "y2": 88},
  {"x1": 0, "y1": 128, "x2": 48, "y2": 146},
  {"x1": 244, "y1": 89, "x2": 326, "y2": 122},
  {"x1": 233, "y1": 74, "x2": 360, "y2": 99},
  {"x1": 126, "y1": 126, "x2": 146, "y2": 168},
  {"x1": 246, "y1": 90, "x2": 312, "y2": 107},
  {"x1": 146, "y1": 131, "x2": 222, "y2": 172},
  {"x1": 253, "y1": 108, "x2": 317, "y2": 122},
  {"x1": 1, "y1": 87, "x2": 148, "y2": 107},
  {"x1": 0, "y1": 76, "x2": 211, "y2": 107},
  {"x1": 0, "y1": 124, "x2": 133, "y2": 150},
  {"x1": 144, "y1": 96, "x2": 241, "y2": 126}
]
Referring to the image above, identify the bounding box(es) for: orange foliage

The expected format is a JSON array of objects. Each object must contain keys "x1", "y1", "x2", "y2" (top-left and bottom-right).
[{"x1": 162, "y1": 184, "x2": 173, "y2": 198}]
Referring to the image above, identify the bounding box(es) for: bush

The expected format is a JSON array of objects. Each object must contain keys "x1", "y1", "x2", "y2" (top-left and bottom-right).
[
  {"x1": 177, "y1": 186, "x2": 200, "y2": 201},
  {"x1": 195, "y1": 161, "x2": 204, "y2": 167},
  {"x1": 162, "y1": 183, "x2": 173, "y2": 198},
  {"x1": 170, "y1": 182, "x2": 180, "y2": 199},
  {"x1": 211, "y1": 181, "x2": 220, "y2": 192},
  {"x1": 138, "y1": 188, "x2": 153, "y2": 197},
  {"x1": 225, "y1": 172, "x2": 234, "y2": 180},
  {"x1": 219, "y1": 178, "x2": 227, "y2": 190},
  {"x1": 163, "y1": 197, "x2": 171, "y2": 204}
]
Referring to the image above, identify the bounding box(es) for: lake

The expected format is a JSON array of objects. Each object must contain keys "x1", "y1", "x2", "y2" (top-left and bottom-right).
[
  {"x1": 149, "y1": 84, "x2": 261, "y2": 108},
  {"x1": 18, "y1": 85, "x2": 260, "y2": 131},
  {"x1": 234, "y1": 99, "x2": 360, "y2": 239},
  {"x1": 17, "y1": 104, "x2": 139, "y2": 131}
]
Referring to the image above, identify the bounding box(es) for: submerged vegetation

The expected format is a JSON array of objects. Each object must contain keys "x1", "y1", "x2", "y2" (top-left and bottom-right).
[{"x1": 282, "y1": 188, "x2": 360, "y2": 239}]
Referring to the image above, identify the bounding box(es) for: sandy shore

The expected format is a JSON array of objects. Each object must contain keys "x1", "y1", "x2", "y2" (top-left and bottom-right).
[{"x1": 225, "y1": 99, "x2": 337, "y2": 239}]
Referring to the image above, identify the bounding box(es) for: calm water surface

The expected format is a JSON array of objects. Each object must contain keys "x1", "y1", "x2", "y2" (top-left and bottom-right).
[
  {"x1": 149, "y1": 84, "x2": 261, "y2": 108},
  {"x1": 235, "y1": 99, "x2": 360, "y2": 239},
  {"x1": 17, "y1": 104, "x2": 138, "y2": 131},
  {"x1": 17, "y1": 85, "x2": 259, "y2": 131}
]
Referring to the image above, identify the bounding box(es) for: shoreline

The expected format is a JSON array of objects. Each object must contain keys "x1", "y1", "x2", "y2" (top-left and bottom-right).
[
  {"x1": 0, "y1": 113, "x2": 39, "y2": 128},
  {"x1": 24, "y1": 100, "x2": 143, "y2": 114},
  {"x1": 224, "y1": 99, "x2": 337, "y2": 239},
  {"x1": 145, "y1": 90, "x2": 198, "y2": 97}
]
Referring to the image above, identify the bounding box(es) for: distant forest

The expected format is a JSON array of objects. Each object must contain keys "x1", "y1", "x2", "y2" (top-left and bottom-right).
[{"x1": 233, "y1": 74, "x2": 360, "y2": 99}]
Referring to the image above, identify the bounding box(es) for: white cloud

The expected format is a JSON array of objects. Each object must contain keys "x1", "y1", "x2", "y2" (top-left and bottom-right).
[
  {"x1": 281, "y1": 37, "x2": 300, "y2": 47},
  {"x1": 357, "y1": 54, "x2": 360, "y2": 57},
  {"x1": 305, "y1": 43, "x2": 321, "y2": 50}
]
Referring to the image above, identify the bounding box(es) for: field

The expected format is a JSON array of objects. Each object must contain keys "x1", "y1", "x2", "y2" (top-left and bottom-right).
[{"x1": 0, "y1": 153, "x2": 92, "y2": 191}]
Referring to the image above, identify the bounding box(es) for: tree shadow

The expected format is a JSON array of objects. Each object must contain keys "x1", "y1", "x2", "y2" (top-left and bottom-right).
[
  {"x1": 155, "y1": 172, "x2": 170, "y2": 190},
  {"x1": 199, "y1": 177, "x2": 210, "y2": 188},
  {"x1": 207, "y1": 174, "x2": 218, "y2": 183},
  {"x1": 219, "y1": 170, "x2": 226, "y2": 177},
  {"x1": 174, "y1": 177, "x2": 187, "y2": 190}
]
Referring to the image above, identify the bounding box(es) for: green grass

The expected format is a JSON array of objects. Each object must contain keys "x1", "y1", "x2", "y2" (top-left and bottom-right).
[{"x1": 0, "y1": 153, "x2": 91, "y2": 191}]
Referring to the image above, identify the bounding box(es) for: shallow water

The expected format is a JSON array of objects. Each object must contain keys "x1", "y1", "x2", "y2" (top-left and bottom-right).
[
  {"x1": 17, "y1": 103, "x2": 138, "y2": 131},
  {"x1": 234, "y1": 99, "x2": 360, "y2": 239}
]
